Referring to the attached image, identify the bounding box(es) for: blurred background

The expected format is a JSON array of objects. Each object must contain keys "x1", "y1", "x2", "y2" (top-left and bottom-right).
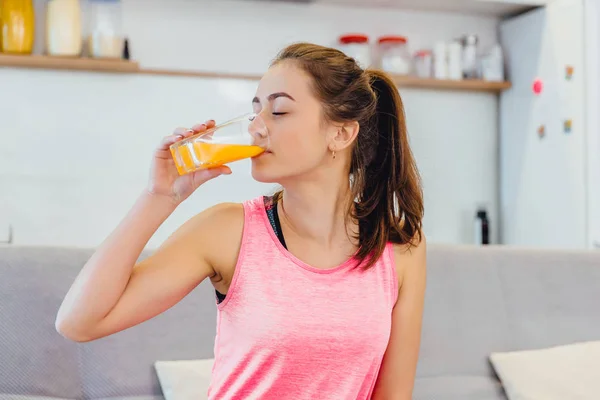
[{"x1": 0, "y1": 0, "x2": 598, "y2": 252}]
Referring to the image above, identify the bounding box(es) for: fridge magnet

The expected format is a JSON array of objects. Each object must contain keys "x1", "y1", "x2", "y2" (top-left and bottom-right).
[
  {"x1": 532, "y1": 78, "x2": 543, "y2": 95},
  {"x1": 538, "y1": 125, "x2": 546, "y2": 138},
  {"x1": 566, "y1": 65, "x2": 574, "y2": 80},
  {"x1": 564, "y1": 119, "x2": 573, "y2": 134}
]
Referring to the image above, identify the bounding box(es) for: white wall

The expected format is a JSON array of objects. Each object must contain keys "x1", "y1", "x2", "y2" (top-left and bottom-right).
[{"x1": 0, "y1": 0, "x2": 500, "y2": 248}]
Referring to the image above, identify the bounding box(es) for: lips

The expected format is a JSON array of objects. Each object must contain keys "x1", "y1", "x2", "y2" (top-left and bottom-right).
[{"x1": 252, "y1": 150, "x2": 271, "y2": 159}]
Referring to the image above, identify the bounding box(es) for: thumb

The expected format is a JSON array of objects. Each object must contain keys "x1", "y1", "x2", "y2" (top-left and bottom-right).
[{"x1": 192, "y1": 165, "x2": 232, "y2": 183}]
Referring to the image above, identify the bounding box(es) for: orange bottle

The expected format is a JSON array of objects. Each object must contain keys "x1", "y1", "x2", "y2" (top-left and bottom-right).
[{"x1": 1, "y1": 0, "x2": 35, "y2": 54}]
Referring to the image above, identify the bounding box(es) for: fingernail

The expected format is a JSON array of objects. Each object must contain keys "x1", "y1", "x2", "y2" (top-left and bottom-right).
[
  {"x1": 176, "y1": 134, "x2": 184, "y2": 139},
  {"x1": 185, "y1": 129, "x2": 194, "y2": 133},
  {"x1": 200, "y1": 124, "x2": 207, "y2": 129}
]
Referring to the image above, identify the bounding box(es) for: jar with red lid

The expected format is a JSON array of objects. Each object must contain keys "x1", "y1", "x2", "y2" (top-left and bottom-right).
[
  {"x1": 338, "y1": 34, "x2": 371, "y2": 69},
  {"x1": 377, "y1": 35, "x2": 411, "y2": 75},
  {"x1": 414, "y1": 50, "x2": 433, "y2": 78}
]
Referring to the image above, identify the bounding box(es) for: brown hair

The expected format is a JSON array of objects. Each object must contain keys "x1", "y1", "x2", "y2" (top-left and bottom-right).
[{"x1": 272, "y1": 42, "x2": 424, "y2": 269}]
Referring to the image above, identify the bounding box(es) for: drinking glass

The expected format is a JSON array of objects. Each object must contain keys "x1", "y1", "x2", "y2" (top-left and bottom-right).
[{"x1": 170, "y1": 113, "x2": 269, "y2": 175}]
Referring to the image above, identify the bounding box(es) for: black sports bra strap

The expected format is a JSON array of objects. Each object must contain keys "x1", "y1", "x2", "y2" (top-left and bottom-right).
[{"x1": 215, "y1": 196, "x2": 287, "y2": 304}]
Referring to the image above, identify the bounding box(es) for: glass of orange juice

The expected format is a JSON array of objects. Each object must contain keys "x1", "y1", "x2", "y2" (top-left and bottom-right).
[{"x1": 170, "y1": 113, "x2": 269, "y2": 175}]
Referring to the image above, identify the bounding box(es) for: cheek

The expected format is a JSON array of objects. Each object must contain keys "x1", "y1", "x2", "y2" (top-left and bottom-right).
[{"x1": 272, "y1": 117, "x2": 325, "y2": 158}]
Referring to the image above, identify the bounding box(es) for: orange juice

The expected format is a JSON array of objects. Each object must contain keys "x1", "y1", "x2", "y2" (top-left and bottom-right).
[{"x1": 171, "y1": 142, "x2": 265, "y2": 175}]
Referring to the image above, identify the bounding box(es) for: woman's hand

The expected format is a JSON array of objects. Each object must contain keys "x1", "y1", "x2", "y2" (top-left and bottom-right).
[{"x1": 147, "y1": 120, "x2": 231, "y2": 205}]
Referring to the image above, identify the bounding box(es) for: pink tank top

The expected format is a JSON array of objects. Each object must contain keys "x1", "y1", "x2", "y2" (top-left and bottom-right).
[{"x1": 208, "y1": 197, "x2": 398, "y2": 399}]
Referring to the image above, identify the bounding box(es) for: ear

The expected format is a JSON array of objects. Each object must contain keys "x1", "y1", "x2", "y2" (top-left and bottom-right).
[{"x1": 328, "y1": 121, "x2": 360, "y2": 153}]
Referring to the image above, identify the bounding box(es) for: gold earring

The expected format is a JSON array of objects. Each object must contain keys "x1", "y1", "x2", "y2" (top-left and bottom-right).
[{"x1": 332, "y1": 149, "x2": 336, "y2": 159}]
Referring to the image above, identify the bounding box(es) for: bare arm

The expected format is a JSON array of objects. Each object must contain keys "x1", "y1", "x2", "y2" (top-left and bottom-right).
[
  {"x1": 56, "y1": 195, "x2": 239, "y2": 342},
  {"x1": 372, "y1": 235, "x2": 427, "y2": 400},
  {"x1": 55, "y1": 122, "x2": 234, "y2": 342}
]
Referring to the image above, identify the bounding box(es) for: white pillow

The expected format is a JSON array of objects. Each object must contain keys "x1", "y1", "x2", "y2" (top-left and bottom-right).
[
  {"x1": 154, "y1": 359, "x2": 215, "y2": 400},
  {"x1": 490, "y1": 341, "x2": 600, "y2": 400}
]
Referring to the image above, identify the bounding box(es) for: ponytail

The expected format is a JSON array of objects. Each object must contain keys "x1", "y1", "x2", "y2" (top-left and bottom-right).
[{"x1": 351, "y1": 70, "x2": 424, "y2": 269}]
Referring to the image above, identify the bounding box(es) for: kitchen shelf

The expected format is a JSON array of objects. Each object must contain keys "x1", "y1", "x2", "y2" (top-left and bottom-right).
[
  {"x1": 138, "y1": 69, "x2": 512, "y2": 93},
  {"x1": 0, "y1": 54, "x2": 511, "y2": 93},
  {"x1": 138, "y1": 68, "x2": 262, "y2": 81},
  {"x1": 0, "y1": 53, "x2": 140, "y2": 73},
  {"x1": 392, "y1": 76, "x2": 512, "y2": 92}
]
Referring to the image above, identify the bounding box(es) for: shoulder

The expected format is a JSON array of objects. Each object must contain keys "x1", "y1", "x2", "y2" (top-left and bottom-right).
[
  {"x1": 192, "y1": 202, "x2": 245, "y2": 227},
  {"x1": 175, "y1": 202, "x2": 244, "y2": 254},
  {"x1": 391, "y1": 233, "x2": 427, "y2": 291},
  {"x1": 186, "y1": 200, "x2": 260, "y2": 276},
  {"x1": 171, "y1": 201, "x2": 245, "y2": 246}
]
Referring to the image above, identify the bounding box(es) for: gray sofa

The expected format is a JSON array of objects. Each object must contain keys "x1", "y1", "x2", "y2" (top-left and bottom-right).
[{"x1": 1, "y1": 244, "x2": 599, "y2": 400}]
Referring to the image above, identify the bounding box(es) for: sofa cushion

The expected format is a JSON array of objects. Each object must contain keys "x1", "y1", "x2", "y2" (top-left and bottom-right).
[
  {"x1": 419, "y1": 245, "x2": 600, "y2": 380},
  {"x1": 413, "y1": 376, "x2": 507, "y2": 400},
  {"x1": 0, "y1": 396, "x2": 74, "y2": 400},
  {"x1": 154, "y1": 359, "x2": 214, "y2": 400},
  {"x1": 77, "y1": 284, "x2": 217, "y2": 399},
  {"x1": 0, "y1": 247, "x2": 83, "y2": 399},
  {"x1": 94, "y1": 397, "x2": 164, "y2": 400},
  {"x1": 490, "y1": 340, "x2": 600, "y2": 400}
]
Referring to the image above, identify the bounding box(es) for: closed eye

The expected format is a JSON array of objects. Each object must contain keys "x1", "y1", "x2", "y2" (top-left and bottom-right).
[{"x1": 272, "y1": 112, "x2": 287, "y2": 116}]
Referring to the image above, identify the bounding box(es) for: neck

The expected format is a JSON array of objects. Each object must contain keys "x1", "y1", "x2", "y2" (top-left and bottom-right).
[{"x1": 279, "y1": 173, "x2": 357, "y2": 248}]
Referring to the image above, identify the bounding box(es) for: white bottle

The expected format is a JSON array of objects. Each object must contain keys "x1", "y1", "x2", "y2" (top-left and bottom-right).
[
  {"x1": 46, "y1": 0, "x2": 83, "y2": 57},
  {"x1": 448, "y1": 41, "x2": 463, "y2": 80},
  {"x1": 433, "y1": 42, "x2": 448, "y2": 80},
  {"x1": 481, "y1": 44, "x2": 504, "y2": 82}
]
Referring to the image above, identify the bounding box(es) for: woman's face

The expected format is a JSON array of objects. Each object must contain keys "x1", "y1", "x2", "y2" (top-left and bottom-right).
[{"x1": 250, "y1": 61, "x2": 337, "y2": 183}]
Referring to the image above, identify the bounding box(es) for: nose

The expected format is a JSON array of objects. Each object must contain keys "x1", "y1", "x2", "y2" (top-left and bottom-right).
[
  {"x1": 248, "y1": 113, "x2": 268, "y2": 137},
  {"x1": 248, "y1": 113, "x2": 270, "y2": 149}
]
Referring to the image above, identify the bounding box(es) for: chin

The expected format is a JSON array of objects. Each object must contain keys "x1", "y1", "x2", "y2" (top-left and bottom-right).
[
  {"x1": 251, "y1": 164, "x2": 278, "y2": 183},
  {"x1": 250, "y1": 156, "x2": 278, "y2": 183}
]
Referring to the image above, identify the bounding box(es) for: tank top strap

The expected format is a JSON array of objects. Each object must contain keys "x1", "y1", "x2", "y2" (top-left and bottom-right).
[{"x1": 241, "y1": 196, "x2": 271, "y2": 236}]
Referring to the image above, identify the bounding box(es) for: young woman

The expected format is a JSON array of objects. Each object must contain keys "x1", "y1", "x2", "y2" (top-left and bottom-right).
[{"x1": 56, "y1": 42, "x2": 427, "y2": 400}]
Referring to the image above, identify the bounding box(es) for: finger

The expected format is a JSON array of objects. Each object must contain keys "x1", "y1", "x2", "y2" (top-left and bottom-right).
[
  {"x1": 190, "y1": 123, "x2": 207, "y2": 133},
  {"x1": 191, "y1": 119, "x2": 216, "y2": 133},
  {"x1": 191, "y1": 165, "x2": 232, "y2": 184},
  {"x1": 172, "y1": 127, "x2": 197, "y2": 140},
  {"x1": 172, "y1": 127, "x2": 189, "y2": 136},
  {"x1": 158, "y1": 134, "x2": 185, "y2": 150},
  {"x1": 204, "y1": 165, "x2": 232, "y2": 177}
]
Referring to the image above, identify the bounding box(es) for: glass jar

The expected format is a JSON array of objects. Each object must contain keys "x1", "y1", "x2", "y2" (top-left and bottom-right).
[
  {"x1": 1, "y1": 0, "x2": 35, "y2": 54},
  {"x1": 46, "y1": 0, "x2": 83, "y2": 57},
  {"x1": 87, "y1": 0, "x2": 124, "y2": 58},
  {"x1": 338, "y1": 34, "x2": 371, "y2": 69},
  {"x1": 377, "y1": 35, "x2": 411, "y2": 75},
  {"x1": 414, "y1": 50, "x2": 433, "y2": 78}
]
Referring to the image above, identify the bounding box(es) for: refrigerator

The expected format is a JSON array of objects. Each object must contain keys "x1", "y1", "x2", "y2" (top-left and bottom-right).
[{"x1": 499, "y1": 0, "x2": 600, "y2": 250}]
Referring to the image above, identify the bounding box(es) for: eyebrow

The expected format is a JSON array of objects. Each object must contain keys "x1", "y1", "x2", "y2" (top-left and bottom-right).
[{"x1": 252, "y1": 92, "x2": 296, "y2": 103}]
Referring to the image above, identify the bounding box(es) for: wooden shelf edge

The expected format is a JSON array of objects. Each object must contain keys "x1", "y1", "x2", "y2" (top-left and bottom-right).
[
  {"x1": 393, "y1": 76, "x2": 512, "y2": 92},
  {"x1": 0, "y1": 54, "x2": 511, "y2": 92},
  {"x1": 0, "y1": 53, "x2": 139, "y2": 73},
  {"x1": 139, "y1": 68, "x2": 263, "y2": 81}
]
